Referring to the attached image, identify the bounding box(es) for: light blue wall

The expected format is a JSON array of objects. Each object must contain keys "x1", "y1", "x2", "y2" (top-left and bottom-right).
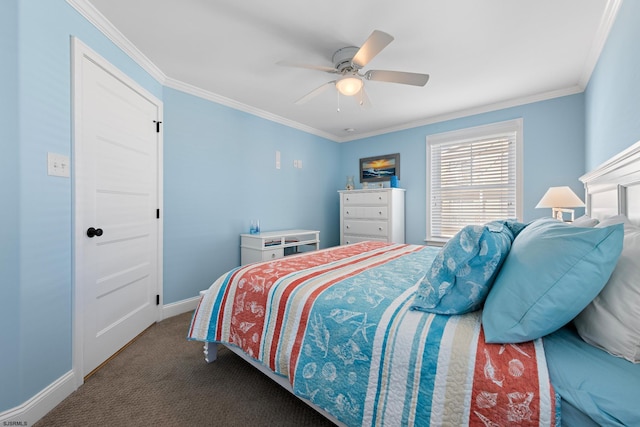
[
  {"x1": 0, "y1": 0, "x2": 20, "y2": 411},
  {"x1": 339, "y1": 94, "x2": 586, "y2": 245},
  {"x1": 2, "y1": 0, "x2": 163, "y2": 412},
  {"x1": 1, "y1": 0, "x2": 339, "y2": 412},
  {"x1": 162, "y1": 88, "x2": 339, "y2": 303},
  {"x1": 585, "y1": 0, "x2": 640, "y2": 169}
]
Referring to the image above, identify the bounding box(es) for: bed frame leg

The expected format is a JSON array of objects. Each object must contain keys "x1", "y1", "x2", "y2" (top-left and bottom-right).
[{"x1": 204, "y1": 342, "x2": 217, "y2": 363}]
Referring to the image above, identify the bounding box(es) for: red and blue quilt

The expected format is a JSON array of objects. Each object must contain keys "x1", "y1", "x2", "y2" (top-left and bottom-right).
[{"x1": 188, "y1": 242, "x2": 559, "y2": 426}]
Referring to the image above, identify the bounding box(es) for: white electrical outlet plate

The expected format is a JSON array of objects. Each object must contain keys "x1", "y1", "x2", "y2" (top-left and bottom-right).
[
  {"x1": 275, "y1": 150, "x2": 281, "y2": 169},
  {"x1": 48, "y1": 152, "x2": 70, "y2": 177},
  {"x1": 298, "y1": 160, "x2": 303, "y2": 169}
]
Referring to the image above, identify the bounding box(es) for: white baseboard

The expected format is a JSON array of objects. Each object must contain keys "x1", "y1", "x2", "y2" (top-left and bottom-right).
[
  {"x1": 0, "y1": 296, "x2": 200, "y2": 425},
  {"x1": 161, "y1": 295, "x2": 200, "y2": 320},
  {"x1": 0, "y1": 370, "x2": 76, "y2": 426}
]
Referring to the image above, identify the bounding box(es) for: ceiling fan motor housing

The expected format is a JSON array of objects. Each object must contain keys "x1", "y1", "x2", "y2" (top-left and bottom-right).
[{"x1": 332, "y1": 46, "x2": 360, "y2": 72}]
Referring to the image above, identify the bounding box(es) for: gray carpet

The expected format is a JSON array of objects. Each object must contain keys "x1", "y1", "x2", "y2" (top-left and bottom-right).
[{"x1": 35, "y1": 312, "x2": 335, "y2": 427}]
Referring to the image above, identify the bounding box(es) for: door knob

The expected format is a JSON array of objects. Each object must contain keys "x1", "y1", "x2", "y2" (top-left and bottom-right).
[{"x1": 87, "y1": 227, "x2": 103, "y2": 238}]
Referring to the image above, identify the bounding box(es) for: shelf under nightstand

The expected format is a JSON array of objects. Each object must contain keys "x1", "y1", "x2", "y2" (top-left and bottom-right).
[{"x1": 240, "y1": 229, "x2": 320, "y2": 265}]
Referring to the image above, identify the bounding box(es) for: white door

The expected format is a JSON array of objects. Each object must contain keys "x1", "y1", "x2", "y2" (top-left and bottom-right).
[{"x1": 73, "y1": 39, "x2": 162, "y2": 378}]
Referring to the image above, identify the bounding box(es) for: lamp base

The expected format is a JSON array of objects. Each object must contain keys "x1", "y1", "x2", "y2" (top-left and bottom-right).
[{"x1": 552, "y1": 208, "x2": 575, "y2": 222}]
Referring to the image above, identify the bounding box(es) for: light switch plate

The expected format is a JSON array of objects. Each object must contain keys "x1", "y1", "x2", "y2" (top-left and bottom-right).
[{"x1": 48, "y1": 152, "x2": 70, "y2": 177}]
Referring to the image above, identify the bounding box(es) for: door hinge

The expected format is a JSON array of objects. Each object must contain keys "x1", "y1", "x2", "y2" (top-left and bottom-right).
[
  {"x1": 156, "y1": 295, "x2": 160, "y2": 306},
  {"x1": 154, "y1": 120, "x2": 162, "y2": 133},
  {"x1": 156, "y1": 208, "x2": 160, "y2": 219}
]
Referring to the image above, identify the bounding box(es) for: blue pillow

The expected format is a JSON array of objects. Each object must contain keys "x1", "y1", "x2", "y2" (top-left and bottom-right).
[
  {"x1": 482, "y1": 218, "x2": 624, "y2": 343},
  {"x1": 412, "y1": 220, "x2": 525, "y2": 315}
]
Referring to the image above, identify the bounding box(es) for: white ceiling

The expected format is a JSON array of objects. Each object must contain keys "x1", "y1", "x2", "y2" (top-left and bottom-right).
[{"x1": 74, "y1": 0, "x2": 619, "y2": 142}]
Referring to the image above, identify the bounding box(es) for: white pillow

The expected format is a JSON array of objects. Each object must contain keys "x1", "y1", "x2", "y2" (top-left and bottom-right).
[
  {"x1": 572, "y1": 215, "x2": 599, "y2": 227},
  {"x1": 596, "y1": 214, "x2": 631, "y2": 228},
  {"x1": 574, "y1": 222, "x2": 640, "y2": 363}
]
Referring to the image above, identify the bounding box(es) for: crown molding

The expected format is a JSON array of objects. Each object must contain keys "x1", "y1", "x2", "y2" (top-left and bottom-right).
[
  {"x1": 578, "y1": 0, "x2": 623, "y2": 88},
  {"x1": 66, "y1": 0, "x2": 166, "y2": 83},
  {"x1": 338, "y1": 85, "x2": 585, "y2": 143},
  {"x1": 163, "y1": 78, "x2": 338, "y2": 142},
  {"x1": 65, "y1": 0, "x2": 615, "y2": 144},
  {"x1": 66, "y1": 0, "x2": 338, "y2": 142}
]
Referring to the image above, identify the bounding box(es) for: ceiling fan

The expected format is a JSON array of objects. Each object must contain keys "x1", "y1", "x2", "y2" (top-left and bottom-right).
[{"x1": 279, "y1": 30, "x2": 430, "y2": 107}]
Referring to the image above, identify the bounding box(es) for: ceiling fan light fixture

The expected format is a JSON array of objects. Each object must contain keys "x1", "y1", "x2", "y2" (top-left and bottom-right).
[{"x1": 335, "y1": 76, "x2": 363, "y2": 96}]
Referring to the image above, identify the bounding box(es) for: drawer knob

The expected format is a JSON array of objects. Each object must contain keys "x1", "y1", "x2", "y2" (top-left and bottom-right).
[
  {"x1": 346, "y1": 225, "x2": 350, "y2": 229},
  {"x1": 346, "y1": 211, "x2": 350, "y2": 215},
  {"x1": 379, "y1": 227, "x2": 383, "y2": 231},
  {"x1": 272, "y1": 253, "x2": 276, "y2": 258},
  {"x1": 379, "y1": 211, "x2": 382, "y2": 215}
]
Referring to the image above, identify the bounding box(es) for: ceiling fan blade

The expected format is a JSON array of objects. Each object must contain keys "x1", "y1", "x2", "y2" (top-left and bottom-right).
[
  {"x1": 365, "y1": 70, "x2": 430, "y2": 86},
  {"x1": 355, "y1": 87, "x2": 372, "y2": 109},
  {"x1": 277, "y1": 60, "x2": 337, "y2": 74},
  {"x1": 351, "y1": 30, "x2": 394, "y2": 69},
  {"x1": 294, "y1": 81, "x2": 335, "y2": 104}
]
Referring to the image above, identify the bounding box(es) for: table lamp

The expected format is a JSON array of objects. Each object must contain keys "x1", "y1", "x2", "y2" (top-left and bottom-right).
[{"x1": 535, "y1": 186, "x2": 585, "y2": 222}]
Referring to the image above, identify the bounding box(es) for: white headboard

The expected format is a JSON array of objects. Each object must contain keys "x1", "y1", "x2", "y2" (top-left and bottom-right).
[{"x1": 580, "y1": 140, "x2": 640, "y2": 227}]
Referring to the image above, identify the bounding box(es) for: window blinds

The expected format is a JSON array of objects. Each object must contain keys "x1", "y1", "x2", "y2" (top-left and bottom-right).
[{"x1": 429, "y1": 132, "x2": 517, "y2": 240}]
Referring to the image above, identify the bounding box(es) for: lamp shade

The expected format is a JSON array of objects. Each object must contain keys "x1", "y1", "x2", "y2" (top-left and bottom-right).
[
  {"x1": 535, "y1": 186, "x2": 585, "y2": 209},
  {"x1": 335, "y1": 75, "x2": 363, "y2": 96}
]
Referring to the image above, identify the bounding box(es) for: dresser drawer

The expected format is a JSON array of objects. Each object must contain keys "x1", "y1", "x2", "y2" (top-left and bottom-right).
[
  {"x1": 343, "y1": 205, "x2": 388, "y2": 220},
  {"x1": 262, "y1": 248, "x2": 284, "y2": 261},
  {"x1": 343, "y1": 235, "x2": 388, "y2": 245},
  {"x1": 343, "y1": 220, "x2": 388, "y2": 237},
  {"x1": 342, "y1": 191, "x2": 388, "y2": 206}
]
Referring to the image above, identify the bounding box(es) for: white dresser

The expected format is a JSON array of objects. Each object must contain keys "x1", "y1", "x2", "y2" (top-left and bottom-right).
[{"x1": 339, "y1": 188, "x2": 405, "y2": 244}]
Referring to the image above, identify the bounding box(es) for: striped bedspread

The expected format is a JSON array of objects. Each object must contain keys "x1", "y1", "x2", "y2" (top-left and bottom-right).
[{"x1": 188, "y1": 242, "x2": 558, "y2": 426}]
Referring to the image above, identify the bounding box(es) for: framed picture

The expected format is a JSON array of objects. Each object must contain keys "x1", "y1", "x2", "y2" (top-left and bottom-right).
[{"x1": 359, "y1": 153, "x2": 400, "y2": 183}]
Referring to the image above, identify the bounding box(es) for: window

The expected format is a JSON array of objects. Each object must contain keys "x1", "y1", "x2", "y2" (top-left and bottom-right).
[{"x1": 426, "y1": 119, "x2": 523, "y2": 243}]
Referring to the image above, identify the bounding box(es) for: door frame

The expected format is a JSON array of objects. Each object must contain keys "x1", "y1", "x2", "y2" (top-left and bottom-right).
[{"x1": 71, "y1": 37, "x2": 164, "y2": 386}]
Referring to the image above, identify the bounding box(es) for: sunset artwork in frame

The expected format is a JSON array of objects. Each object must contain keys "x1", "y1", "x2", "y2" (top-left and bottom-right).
[{"x1": 359, "y1": 153, "x2": 400, "y2": 183}]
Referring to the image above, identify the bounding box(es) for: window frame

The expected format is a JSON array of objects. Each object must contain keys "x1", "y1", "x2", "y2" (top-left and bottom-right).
[{"x1": 425, "y1": 119, "x2": 523, "y2": 245}]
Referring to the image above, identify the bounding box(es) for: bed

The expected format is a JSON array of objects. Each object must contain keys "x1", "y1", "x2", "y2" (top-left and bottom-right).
[
  {"x1": 188, "y1": 141, "x2": 640, "y2": 427},
  {"x1": 542, "y1": 140, "x2": 640, "y2": 427}
]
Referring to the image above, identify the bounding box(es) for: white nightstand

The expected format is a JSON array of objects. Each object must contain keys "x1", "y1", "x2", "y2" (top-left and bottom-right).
[{"x1": 240, "y1": 229, "x2": 320, "y2": 265}]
